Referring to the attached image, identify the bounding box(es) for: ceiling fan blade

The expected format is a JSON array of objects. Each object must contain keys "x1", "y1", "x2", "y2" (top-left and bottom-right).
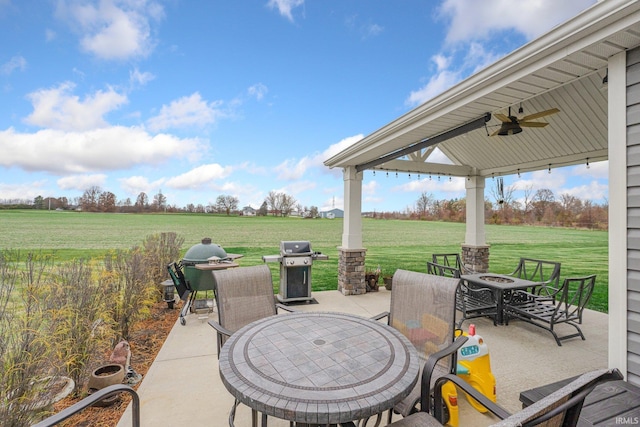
[
  {"x1": 494, "y1": 113, "x2": 510, "y2": 123},
  {"x1": 520, "y1": 108, "x2": 559, "y2": 121},
  {"x1": 490, "y1": 128, "x2": 502, "y2": 136},
  {"x1": 519, "y1": 121, "x2": 549, "y2": 128}
]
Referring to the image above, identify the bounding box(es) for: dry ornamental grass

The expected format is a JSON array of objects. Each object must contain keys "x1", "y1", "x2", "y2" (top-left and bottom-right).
[{"x1": 51, "y1": 301, "x2": 178, "y2": 427}]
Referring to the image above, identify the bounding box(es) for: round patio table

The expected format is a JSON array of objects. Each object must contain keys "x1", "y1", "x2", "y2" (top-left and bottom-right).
[{"x1": 218, "y1": 311, "x2": 420, "y2": 426}]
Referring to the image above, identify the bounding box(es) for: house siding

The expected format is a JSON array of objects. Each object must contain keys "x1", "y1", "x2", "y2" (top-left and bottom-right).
[{"x1": 627, "y1": 46, "x2": 640, "y2": 385}]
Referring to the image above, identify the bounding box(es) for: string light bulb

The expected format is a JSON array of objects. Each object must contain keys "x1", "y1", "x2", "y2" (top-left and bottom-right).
[
  {"x1": 548, "y1": 164, "x2": 552, "y2": 174},
  {"x1": 517, "y1": 169, "x2": 521, "y2": 178},
  {"x1": 586, "y1": 158, "x2": 590, "y2": 169}
]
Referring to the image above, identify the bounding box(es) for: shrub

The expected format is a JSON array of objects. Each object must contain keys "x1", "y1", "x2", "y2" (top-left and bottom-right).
[
  {"x1": 0, "y1": 251, "x2": 63, "y2": 425},
  {"x1": 43, "y1": 258, "x2": 112, "y2": 393}
]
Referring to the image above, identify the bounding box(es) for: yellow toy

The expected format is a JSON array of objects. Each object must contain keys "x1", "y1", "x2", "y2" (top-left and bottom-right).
[{"x1": 455, "y1": 324, "x2": 497, "y2": 414}]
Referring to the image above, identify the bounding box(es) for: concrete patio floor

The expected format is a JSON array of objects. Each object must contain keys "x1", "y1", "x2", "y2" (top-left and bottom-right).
[{"x1": 116, "y1": 289, "x2": 608, "y2": 426}]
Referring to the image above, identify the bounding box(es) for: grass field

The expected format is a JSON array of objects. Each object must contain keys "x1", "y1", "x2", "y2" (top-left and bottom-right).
[{"x1": 0, "y1": 210, "x2": 609, "y2": 312}]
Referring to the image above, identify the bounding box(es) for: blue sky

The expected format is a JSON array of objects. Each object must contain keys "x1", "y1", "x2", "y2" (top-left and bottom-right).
[{"x1": 0, "y1": 0, "x2": 606, "y2": 212}]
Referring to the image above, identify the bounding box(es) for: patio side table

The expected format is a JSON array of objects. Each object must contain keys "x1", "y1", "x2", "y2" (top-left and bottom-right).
[{"x1": 218, "y1": 311, "x2": 420, "y2": 426}]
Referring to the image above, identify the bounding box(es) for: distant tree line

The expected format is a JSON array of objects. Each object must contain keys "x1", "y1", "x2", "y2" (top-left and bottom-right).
[
  {"x1": 0, "y1": 188, "x2": 321, "y2": 218},
  {"x1": 0, "y1": 182, "x2": 607, "y2": 228},
  {"x1": 369, "y1": 183, "x2": 608, "y2": 230}
]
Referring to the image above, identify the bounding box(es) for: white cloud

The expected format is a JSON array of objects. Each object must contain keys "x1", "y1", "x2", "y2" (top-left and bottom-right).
[
  {"x1": 560, "y1": 181, "x2": 608, "y2": 201},
  {"x1": 406, "y1": 68, "x2": 460, "y2": 106},
  {"x1": 267, "y1": 0, "x2": 304, "y2": 22},
  {"x1": 58, "y1": 174, "x2": 107, "y2": 190},
  {"x1": 129, "y1": 68, "x2": 155, "y2": 87},
  {"x1": 165, "y1": 164, "x2": 233, "y2": 189},
  {"x1": 147, "y1": 93, "x2": 227, "y2": 131},
  {"x1": 393, "y1": 176, "x2": 466, "y2": 195},
  {"x1": 363, "y1": 180, "x2": 379, "y2": 195},
  {"x1": 118, "y1": 175, "x2": 165, "y2": 196},
  {"x1": 438, "y1": 0, "x2": 596, "y2": 44},
  {"x1": 274, "y1": 134, "x2": 364, "y2": 181},
  {"x1": 0, "y1": 181, "x2": 48, "y2": 201},
  {"x1": 57, "y1": 0, "x2": 164, "y2": 60},
  {"x1": 571, "y1": 160, "x2": 608, "y2": 179},
  {"x1": 248, "y1": 83, "x2": 268, "y2": 101},
  {"x1": 24, "y1": 82, "x2": 128, "y2": 131},
  {"x1": 406, "y1": 1, "x2": 596, "y2": 108},
  {"x1": 0, "y1": 126, "x2": 202, "y2": 174},
  {"x1": 275, "y1": 157, "x2": 312, "y2": 180},
  {"x1": 1, "y1": 55, "x2": 27, "y2": 75}
]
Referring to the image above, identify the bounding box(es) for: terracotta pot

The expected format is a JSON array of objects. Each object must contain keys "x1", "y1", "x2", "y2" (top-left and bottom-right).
[{"x1": 87, "y1": 364, "x2": 125, "y2": 391}]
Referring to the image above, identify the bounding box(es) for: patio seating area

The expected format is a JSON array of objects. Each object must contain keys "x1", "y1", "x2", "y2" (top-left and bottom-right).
[{"x1": 115, "y1": 288, "x2": 608, "y2": 427}]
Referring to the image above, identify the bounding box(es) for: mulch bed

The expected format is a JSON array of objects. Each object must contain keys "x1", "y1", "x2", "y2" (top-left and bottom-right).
[{"x1": 52, "y1": 301, "x2": 178, "y2": 426}]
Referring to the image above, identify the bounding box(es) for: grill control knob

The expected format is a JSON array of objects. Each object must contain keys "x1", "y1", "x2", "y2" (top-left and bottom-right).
[{"x1": 304, "y1": 259, "x2": 309, "y2": 264}]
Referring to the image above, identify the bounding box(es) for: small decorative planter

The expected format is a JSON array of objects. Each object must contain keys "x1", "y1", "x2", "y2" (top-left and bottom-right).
[
  {"x1": 365, "y1": 272, "x2": 379, "y2": 292},
  {"x1": 87, "y1": 364, "x2": 125, "y2": 406},
  {"x1": 383, "y1": 276, "x2": 393, "y2": 291}
]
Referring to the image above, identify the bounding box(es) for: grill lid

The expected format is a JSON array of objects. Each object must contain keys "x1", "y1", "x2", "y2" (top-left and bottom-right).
[
  {"x1": 183, "y1": 237, "x2": 228, "y2": 262},
  {"x1": 280, "y1": 240, "x2": 312, "y2": 256}
]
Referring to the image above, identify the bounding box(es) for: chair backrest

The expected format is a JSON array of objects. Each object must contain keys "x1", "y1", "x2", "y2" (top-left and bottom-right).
[
  {"x1": 488, "y1": 368, "x2": 623, "y2": 427},
  {"x1": 557, "y1": 275, "x2": 596, "y2": 323},
  {"x1": 511, "y1": 258, "x2": 561, "y2": 288},
  {"x1": 390, "y1": 269, "x2": 459, "y2": 368},
  {"x1": 431, "y1": 253, "x2": 468, "y2": 273},
  {"x1": 213, "y1": 265, "x2": 278, "y2": 344},
  {"x1": 427, "y1": 261, "x2": 461, "y2": 278},
  {"x1": 166, "y1": 262, "x2": 190, "y2": 300}
]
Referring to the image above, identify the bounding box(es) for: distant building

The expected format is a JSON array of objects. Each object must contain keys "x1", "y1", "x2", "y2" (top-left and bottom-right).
[
  {"x1": 319, "y1": 208, "x2": 343, "y2": 219},
  {"x1": 242, "y1": 206, "x2": 256, "y2": 216}
]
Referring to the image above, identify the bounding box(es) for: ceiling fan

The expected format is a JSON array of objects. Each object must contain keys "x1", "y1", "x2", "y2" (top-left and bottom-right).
[{"x1": 491, "y1": 106, "x2": 560, "y2": 136}]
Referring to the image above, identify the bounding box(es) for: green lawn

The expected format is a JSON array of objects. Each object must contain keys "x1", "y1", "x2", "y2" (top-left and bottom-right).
[{"x1": 0, "y1": 210, "x2": 609, "y2": 312}]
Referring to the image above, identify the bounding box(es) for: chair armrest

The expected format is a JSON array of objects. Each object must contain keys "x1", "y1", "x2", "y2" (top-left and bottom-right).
[
  {"x1": 420, "y1": 335, "x2": 468, "y2": 413},
  {"x1": 207, "y1": 319, "x2": 233, "y2": 338},
  {"x1": 509, "y1": 289, "x2": 554, "y2": 303},
  {"x1": 370, "y1": 311, "x2": 390, "y2": 322},
  {"x1": 433, "y1": 374, "x2": 511, "y2": 422},
  {"x1": 275, "y1": 303, "x2": 297, "y2": 313}
]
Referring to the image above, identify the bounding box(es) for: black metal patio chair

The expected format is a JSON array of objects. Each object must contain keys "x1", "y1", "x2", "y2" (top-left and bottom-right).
[
  {"x1": 427, "y1": 261, "x2": 498, "y2": 327},
  {"x1": 504, "y1": 275, "x2": 596, "y2": 346},
  {"x1": 386, "y1": 368, "x2": 622, "y2": 427}
]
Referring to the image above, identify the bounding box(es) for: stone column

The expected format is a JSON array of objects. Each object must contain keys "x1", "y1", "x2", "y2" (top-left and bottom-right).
[
  {"x1": 338, "y1": 247, "x2": 367, "y2": 295},
  {"x1": 337, "y1": 166, "x2": 366, "y2": 295},
  {"x1": 462, "y1": 244, "x2": 490, "y2": 273}
]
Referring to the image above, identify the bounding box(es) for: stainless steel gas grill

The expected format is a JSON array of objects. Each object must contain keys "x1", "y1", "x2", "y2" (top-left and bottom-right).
[{"x1": 262, "y1": 241, "x2": 328, "y2": 303}]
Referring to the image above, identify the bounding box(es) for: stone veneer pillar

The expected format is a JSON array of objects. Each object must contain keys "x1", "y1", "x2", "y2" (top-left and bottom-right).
[
  {"x1": 338, "y1": 247, "x2": 367, "y2": 295},
  {"x1": 462, "y1": 244, "x2": 490, "y2": 273}
]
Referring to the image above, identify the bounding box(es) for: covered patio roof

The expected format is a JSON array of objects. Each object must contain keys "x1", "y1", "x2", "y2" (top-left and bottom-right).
[{"x1": 325, "y1": 0, "x2": 640, "y2": 178}]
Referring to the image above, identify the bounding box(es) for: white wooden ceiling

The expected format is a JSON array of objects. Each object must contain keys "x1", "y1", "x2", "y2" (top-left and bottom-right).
[{"x1": 324, "y1": 0, "x2": 640, "y2": 178}]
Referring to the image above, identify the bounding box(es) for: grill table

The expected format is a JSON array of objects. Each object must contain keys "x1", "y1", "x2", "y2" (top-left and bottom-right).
[{"x1": 218, "y1": 311, "x2": 419, "y2": 426}]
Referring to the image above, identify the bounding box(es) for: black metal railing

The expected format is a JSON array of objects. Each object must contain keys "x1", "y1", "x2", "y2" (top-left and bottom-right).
[{"x1": 31, "y1": 384, "x2": 140, "y2": 427}]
